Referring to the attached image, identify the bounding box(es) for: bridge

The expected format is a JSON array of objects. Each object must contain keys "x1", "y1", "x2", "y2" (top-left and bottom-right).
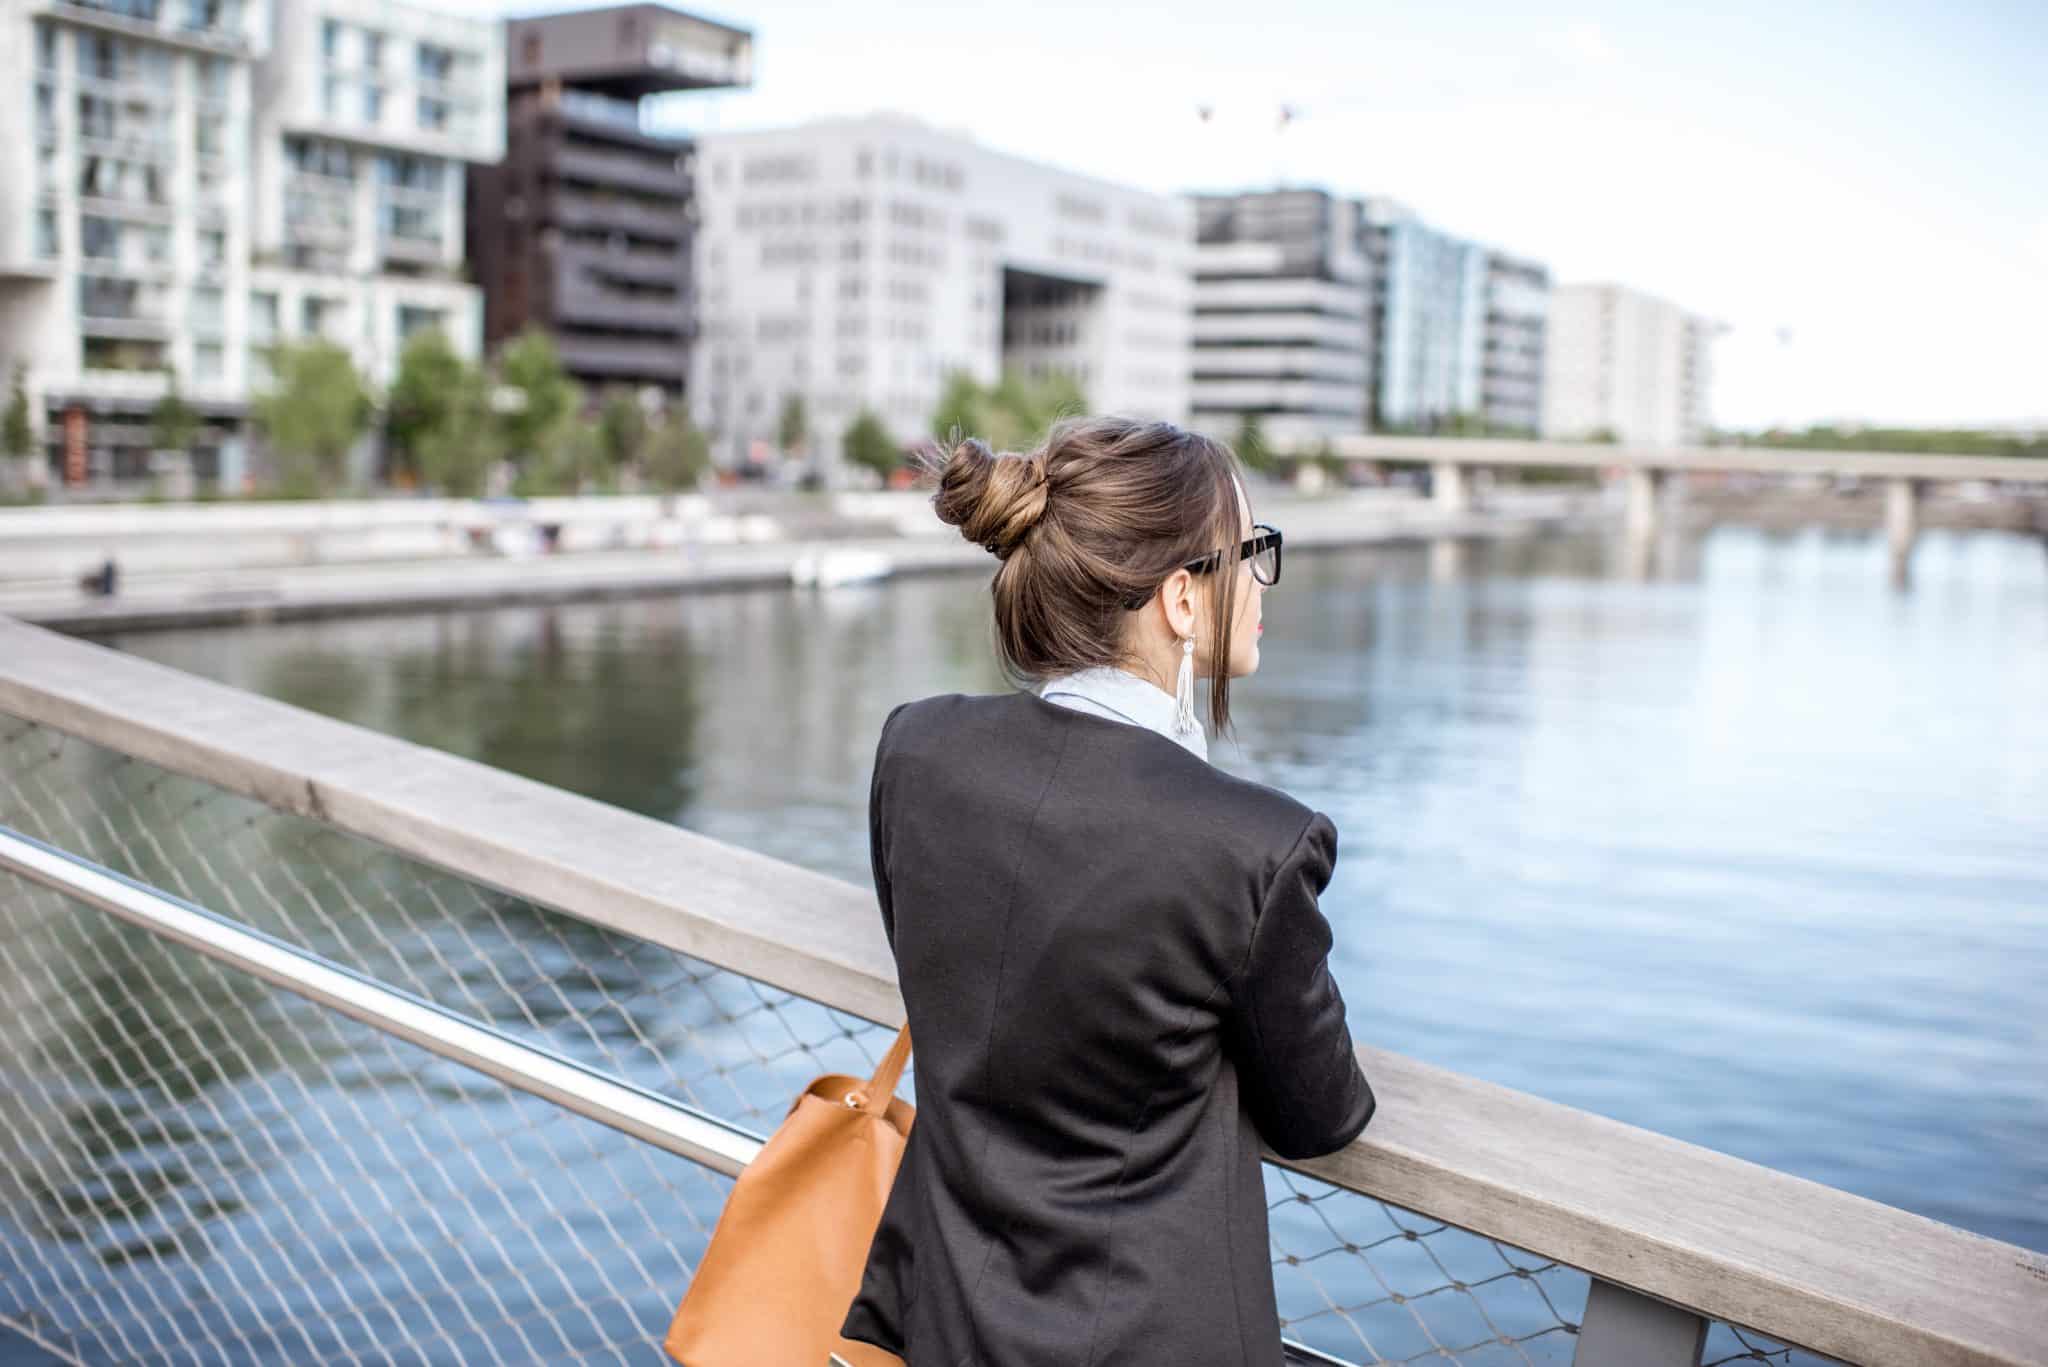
[
  {"x1": 1269, "y1": 435, "x2": 2048, "y2": 584},
  {"x1": 0, "y1": 616, "x2": 2042, "y2": 1366}
]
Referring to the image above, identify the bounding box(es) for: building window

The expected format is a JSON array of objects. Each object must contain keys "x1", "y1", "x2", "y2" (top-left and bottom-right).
[
  {"x1": 301, "y1": 296, "x2": 335, "y2": 337},
  {"x1": 362, "y1": 29, "x2": 383, "y2": 68},
  {"x1": 397, "y1": 305, "x2": 445, "y2": 339},
  {"x1": 322, "y1": 18, "x2": 340, "y2": 61},
  {"x1": 194, "y1": 342, "x2": 224, "y2": 380},
  {"x1": 80, "y1": 215, "x2": 118, "y2": 260},
  {"x1": 34, "y1": 209, "x2": 58, "y2": 259},
  {"x1": 191, "y1": 287, "x2": 224, "y2": 335},
  {"x1": 249, "y1": 291, "x2": 278, "y2": 340}
]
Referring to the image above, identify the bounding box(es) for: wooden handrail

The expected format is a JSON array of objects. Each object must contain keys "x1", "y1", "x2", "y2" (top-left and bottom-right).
[{"x1": 1, "y1": 615, "x2": 2042, "y2": 1366}]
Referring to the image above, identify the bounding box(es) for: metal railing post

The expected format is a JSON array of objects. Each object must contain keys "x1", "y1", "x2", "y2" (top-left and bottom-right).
[{"x1": 1572, "y1": 1277, "x2": 1708, "y2": 1367}]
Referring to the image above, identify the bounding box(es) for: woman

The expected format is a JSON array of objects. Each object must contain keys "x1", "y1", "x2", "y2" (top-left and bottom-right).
[{"x1": 841, "y1": 416, "x2": 1376, "y2": 1365}]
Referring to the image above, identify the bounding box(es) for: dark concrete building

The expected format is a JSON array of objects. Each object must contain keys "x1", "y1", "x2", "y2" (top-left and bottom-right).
[{"x1": 467, "y1": 4, "x2": 751, "y2": 399}]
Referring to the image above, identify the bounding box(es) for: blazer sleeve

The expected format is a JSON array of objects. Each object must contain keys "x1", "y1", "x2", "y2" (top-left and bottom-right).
[
  {"x1": 1222, "y1": 809, "x2": 1376, "y2": 1160},
  {"x1": 868, "y1": 701, "x2": 911, "y2": 953}
]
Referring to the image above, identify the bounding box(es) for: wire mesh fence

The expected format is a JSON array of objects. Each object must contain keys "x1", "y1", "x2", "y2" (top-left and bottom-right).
[{"x1": 0, "y1": 712, "x2": 1835, "y2": 1365}]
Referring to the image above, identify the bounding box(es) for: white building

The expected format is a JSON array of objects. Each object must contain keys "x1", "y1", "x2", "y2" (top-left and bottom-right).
[
  {"x1": 1542, "y1": 283, "x2": 1717, "y2": 448},
  {"x1": 689, "y1": 113, "x2": 1192, "y2": 478},
  {"x1": 0, "y1": 0, "x2": 500, "y2": 491},
  {"x1": 1188, "y1": 189, "x2": 1370, "y2": 442}
]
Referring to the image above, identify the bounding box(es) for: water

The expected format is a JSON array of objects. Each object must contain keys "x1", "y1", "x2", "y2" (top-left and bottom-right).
[{"x1": 89, "y1": 522, "x2": 2048, "y2": 1265}]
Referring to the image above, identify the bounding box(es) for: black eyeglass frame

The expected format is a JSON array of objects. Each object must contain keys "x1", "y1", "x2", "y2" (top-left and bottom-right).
[{"x1": 1120, "y1": 523, "x2": 1283, "y2": 611}]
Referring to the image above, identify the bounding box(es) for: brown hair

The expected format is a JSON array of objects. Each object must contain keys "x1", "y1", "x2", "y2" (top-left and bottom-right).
[{"x1": 910, "y1": 415, "x2": 1250, "y2": 738}]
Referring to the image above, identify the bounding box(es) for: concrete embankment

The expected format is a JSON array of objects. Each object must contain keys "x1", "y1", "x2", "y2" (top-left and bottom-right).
[{"x1": 0, "y1": 488, "x2": 1608, "y2": 635}]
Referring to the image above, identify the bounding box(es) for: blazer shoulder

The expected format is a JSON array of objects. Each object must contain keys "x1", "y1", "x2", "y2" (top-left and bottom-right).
[
  {"x1": 881, "y1": 689, "x2": 1325, "y2": 858},
  {"x1": 1196, "y1": 764, "x2": 1324, "y2": 863}
]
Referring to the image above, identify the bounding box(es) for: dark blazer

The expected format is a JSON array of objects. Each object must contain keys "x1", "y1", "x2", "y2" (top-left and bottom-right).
[{"x1": 840, "y1": 688, "x2": 1376, "y2": 1366}]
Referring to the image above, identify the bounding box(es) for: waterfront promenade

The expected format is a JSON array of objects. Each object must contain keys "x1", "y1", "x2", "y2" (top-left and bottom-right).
[{"x1": 0, "y1": 486, "x2": 1598, "y2": 633}]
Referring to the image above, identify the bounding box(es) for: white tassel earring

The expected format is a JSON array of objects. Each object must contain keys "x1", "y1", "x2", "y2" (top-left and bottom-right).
[{"x1": 1173, "y1": 634, "x2": 1197, "y2": 735}]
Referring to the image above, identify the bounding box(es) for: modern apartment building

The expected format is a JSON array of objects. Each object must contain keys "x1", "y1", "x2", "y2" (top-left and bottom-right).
[
  {"x1": 0, "y1": 0, "x2": 267, "y2": 485},
  {"x1": 468, "y1": 3, "x2": 752, "y2": 399},
  {"x1": 689, "y1": 113, "x2": 1192, "y2": 479},
  {"x1": 1542, "y1": 282, "x2": 1717, "y2": 447},
  {"x1": 251, "y1": 0, "x2": 501, "y2": 429},
  {"x1": 1481, "y1": 250, "x2": 1549, "y2": 434},
  {"x1": 1187, "y1": 189, "x2": 1370, "y2": 441},
  {"x1": 0, "y1": 0, "x2": 500, "y2": 489},
  {"x1": 1361, "y1": 196, "x2": 1489, "y2": 432}
]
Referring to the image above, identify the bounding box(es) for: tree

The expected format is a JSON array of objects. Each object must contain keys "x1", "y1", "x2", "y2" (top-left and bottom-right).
[
  {"x1": 1231, "y1": 411, "x2": 1272, "y2": 472},
  {"x1": 385, "y1": 328, "x2": 465, "y2": 485},
  {"x1": 597, "y1": 388, "x2": 648, "y2": 477},
  {"x1": 3, "y1": 363, "x2": 32, "y2": 465},
  {"x1": 515, "y1": 410, "x2": 603, "y2": 496},
  {"x1": 931, "y1": 371, "x2": 981, "y2": 446},
  {"x1": 150, "y1": 366, "x2": 201, "y2": 453},
  {"x1": 252, "y1": 340, "x2": 372, "y2": 497},
  {"x1": 495, "y1": 327, "x2": 579, "y2": 473},
  {"x1": 776, "y1": 393, "x2": 809, "y2": 456},
  {"x1": 925, "y1": 369, "x2": 1089, "y2": 453},
  {"x1": 416, "y1": 365, "x2": 502, "y2": 497},
  {"x1": 842, "y1": 409, "x2": 898, "y2": 479},
  {"x1": 644, "y1": 411, "x2": 710, "y2": 492}
]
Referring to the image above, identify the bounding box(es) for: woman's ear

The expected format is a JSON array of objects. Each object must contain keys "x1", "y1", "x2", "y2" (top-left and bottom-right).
[{"x1": 1161, "y1": 568, "x2": 1201, "y2": 639}]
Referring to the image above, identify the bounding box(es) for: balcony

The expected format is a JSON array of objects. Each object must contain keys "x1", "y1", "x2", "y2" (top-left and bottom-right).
[
  {"x1": 379, "y1": 232, "x2": 443, "y2": 267},
  {"x1": 74, "y1": 70, "x2": 176, "y2": 107},
  {"x1": 78, "y1": 300, "x2": 172, "y2": 339},
  {"x1": 42, "y1": 0, "x2": 250, "y2": 54},
  {"x1": 556, "y1": 237, "x2": 684, "y2": 289},
  {"x1": 554, "y1": 286, "x2": 684, "y2": 333},
  {"x1": 552, "y1": 333, "x2": 687, "y2": 380},
  {"x1": 78, "y1": 128, "x2": 175, "y2": 163},
  {"x1": 550, "y1": 187, "x2": 686, "y2": 242},
  {"x1": 553, "y1": 143, "x2": 686, "y2": 200}
]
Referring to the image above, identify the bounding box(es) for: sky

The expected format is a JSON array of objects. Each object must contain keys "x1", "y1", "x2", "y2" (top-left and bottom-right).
[{"x1": 498, "y1": 0, "x2": 2047, "y2": 430}]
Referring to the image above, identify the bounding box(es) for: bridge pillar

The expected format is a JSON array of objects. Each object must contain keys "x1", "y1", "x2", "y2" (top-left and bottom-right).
[
  {"x1": 1624, "y1": 466, "x2": 1667, "y2": 540},
  {"x1": 1885, "y1": 476, "x2": 1922, "y2": 589},
  {"x1": 1572, "y1": 1277, "x2": 1706, "y2": 1367},
  {"x1": 1431, "y1": 460, "x2": 1471, "y2": 514}
]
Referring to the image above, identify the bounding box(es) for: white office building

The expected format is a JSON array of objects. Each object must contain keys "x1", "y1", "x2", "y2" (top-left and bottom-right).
[
  {"x1": 0, "y1": 0, "x2": 500, "y2": 490},
  {"x1": 1542, "y1": 283, "x2": 1717, "y2": 447},
  {"x1": 1188, "y1": 189, "x2": 1370, "y2": 442},
  {"x1": 689, "y1": 113, "x2": 1193, "y2": 477}
]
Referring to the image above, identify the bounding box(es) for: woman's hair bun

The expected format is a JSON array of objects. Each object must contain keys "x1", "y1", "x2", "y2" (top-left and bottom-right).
[{"x1": 930, "y1": 436, "x2": 1050, "y2": 560}]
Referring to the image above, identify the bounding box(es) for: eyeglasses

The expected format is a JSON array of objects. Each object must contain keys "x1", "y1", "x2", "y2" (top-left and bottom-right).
[{"x1": 1121, "y1": 523, "x2": 1282, "y2": 610}]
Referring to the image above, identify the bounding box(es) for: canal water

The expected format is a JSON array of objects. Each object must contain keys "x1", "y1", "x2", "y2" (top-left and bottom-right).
[{"x1": 92, "y1": 523, "x2": 2048, "y2": 1260}]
